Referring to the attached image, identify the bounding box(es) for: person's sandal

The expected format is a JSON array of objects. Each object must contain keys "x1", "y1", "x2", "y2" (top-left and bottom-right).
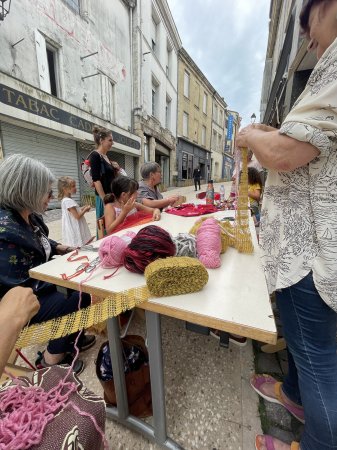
[
  {"x1": 251, "y1": 374, "x2": 305, "y2": 423},
  {"x1": 35, "y1": 351, "x2": 84, "y2": 375},
  {"x1": 255, "y1": 435, "x2": 300, "y2": 450}
]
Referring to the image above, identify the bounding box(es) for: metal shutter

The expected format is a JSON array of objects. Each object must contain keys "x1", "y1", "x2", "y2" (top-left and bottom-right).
[{"x1": 1, "y1": 122, "x2": 80, "y2": 208}]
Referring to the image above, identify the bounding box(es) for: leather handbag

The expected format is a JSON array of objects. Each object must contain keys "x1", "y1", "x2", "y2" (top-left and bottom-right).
[{"x1": 96, "y1": 334, "x2": 152, "y2": 418}]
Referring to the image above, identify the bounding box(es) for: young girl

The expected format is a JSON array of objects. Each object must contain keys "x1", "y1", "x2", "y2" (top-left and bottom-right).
[
  {"x1": 248, "y1": 167, "x2": 262, "y2": 223},
  {"x1": 58, "y1": 176, "x2": 92, "y2": 247},
  {"x1": 104, "y1": 175, "x2": 161, "y2": 234}
]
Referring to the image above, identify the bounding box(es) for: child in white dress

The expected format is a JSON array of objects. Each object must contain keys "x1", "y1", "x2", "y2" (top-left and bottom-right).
[{"x1": 58, "y1": 176, "x2": 92, "y2": 247}]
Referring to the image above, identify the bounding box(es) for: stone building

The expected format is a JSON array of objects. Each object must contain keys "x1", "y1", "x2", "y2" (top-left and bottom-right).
[
  {"x1": 132, "y1": 0, "x2": 181, "y2": 187},
  {"x1": 211, "y1": 92, "x2": 227, "y2": 181},
  {"x1": 261, "y1": 0, "x2": 316, "y2": 126},
  {"x1": 176, "y1": 48, "x2": 214, "y2": 185},
  {"x1": 0, "y1": 0, "x2": 142, "y2": 206}
]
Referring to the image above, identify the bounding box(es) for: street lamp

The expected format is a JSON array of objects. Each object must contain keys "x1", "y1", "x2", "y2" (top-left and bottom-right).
[
  {"x1": 250, "y1": 113, "x2": 256, "y2": 124},
  {"x1": 0, "y1": 0, "x2": 11, "y2": 21}
]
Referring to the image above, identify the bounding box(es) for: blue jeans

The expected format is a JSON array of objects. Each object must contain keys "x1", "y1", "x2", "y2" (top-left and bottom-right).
[
  {"x1": 30, "y1": 286, "x2": 91, "y2": 354},
  {"x1": 95, "y1": 195, "x2": 104, "y2": 219},
  {"x1": 276, "y1": 273, "x2": 337, "y2": 449}
]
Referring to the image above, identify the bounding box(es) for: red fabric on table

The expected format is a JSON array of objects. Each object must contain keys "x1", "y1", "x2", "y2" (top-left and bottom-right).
[
  {"x1": 110, "y1": 211, "x2": 154, "y2": 234},
  {"x1": 165, "y1": 203, "x2": 218, "y2": 217}
]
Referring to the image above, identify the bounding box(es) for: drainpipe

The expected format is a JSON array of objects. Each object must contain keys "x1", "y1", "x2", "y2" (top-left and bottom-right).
[{"x1": 129, "y1": 1, "x2": 135, "y2": 132}]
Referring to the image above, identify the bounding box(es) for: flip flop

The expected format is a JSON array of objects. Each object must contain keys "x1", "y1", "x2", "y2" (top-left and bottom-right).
[
  {"x1": 251, "y1": 374, "x2": 305, "y2": 424},
  {"x1": 255, "y1": 435, "x2": 275, "y2": 450},
  {"x1": 255, "y1": 435, "x2": 300, "y2": 450}
]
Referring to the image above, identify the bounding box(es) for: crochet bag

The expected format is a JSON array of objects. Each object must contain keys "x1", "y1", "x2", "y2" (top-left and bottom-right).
[{"x1": 96, "y1": 335, "x2": 152, "y2": 418}]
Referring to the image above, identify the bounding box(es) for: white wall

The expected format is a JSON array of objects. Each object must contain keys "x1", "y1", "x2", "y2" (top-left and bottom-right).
[
  {"x1": 138, "y1": 0, "x2": 179, "y2": 137},
  {"x1": 0, "y1": 0, "x2": 133, "y2": 130}
]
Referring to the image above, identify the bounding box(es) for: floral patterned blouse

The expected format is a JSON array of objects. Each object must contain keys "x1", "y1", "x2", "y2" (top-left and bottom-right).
[{"x1": 260, "y1": 37, "x2": 337, "y2": 312}]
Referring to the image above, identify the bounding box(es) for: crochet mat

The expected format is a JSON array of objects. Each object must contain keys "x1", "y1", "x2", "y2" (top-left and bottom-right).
[
  {"x1": 15, "y1": 286, "x2": 149, "y2": 348},
  {"x1": 145, "y1": 256, "x2": 209, "y2": 297}
]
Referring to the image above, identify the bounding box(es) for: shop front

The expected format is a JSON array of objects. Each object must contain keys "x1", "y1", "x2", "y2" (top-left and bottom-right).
[{"x1": 0, "y1": 72, "x2": 141, "y2": 207}]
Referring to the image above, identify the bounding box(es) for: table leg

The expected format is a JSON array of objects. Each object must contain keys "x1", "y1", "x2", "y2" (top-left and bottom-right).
[
  {"x1": 105, "y1": 314, "x2": 183, "y2": 449},
  {"x1": 106, "y1": 316, "x2": 129, "y2": 419}
]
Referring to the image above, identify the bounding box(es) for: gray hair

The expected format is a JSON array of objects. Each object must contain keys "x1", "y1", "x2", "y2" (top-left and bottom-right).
[
  {"x1": 0, "y1": 154, "x2": 55, "y2": 213},
  {"x1": 140, "y1": 161, "x2": 161, "y2": 180}
]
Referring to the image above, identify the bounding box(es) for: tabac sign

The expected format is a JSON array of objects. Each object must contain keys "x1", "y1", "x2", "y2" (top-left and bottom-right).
[{"x1": 0, "y1": 83, "x2": 141, "y2": 151}]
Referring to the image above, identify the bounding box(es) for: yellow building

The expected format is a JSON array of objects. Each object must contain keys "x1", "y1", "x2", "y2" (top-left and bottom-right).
[{"x1": 176, "y1": 48, "x2": 214, "y2": 184}]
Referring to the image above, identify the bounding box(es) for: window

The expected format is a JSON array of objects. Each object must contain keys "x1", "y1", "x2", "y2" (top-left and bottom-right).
[
  {"x1": 203, "y1": 93, "x2": 208, "y2": 114},
  {"x1": 212, "y1": 130, "x2": 217, "y2": 150},
  {"x1": 151, "y1": 76, "x2": 159, "y2": 118},
  {"x1": 101, "y1": 76, "x2": 115, "y2": 122},
  {"x1": 194, "y1": 82, "x2": 200, "y2": 108},
  {"x1": 166, "y1": 42, "x2": 172, "y2": 79},
  {"x1": 61, "y1": 0, "x2": 80, "y2": 13},
  {"x1": 152, "y1": 88, "x2": 156, "y2": 116},
  {"x1": 46, "y1": 47, "x2": 58, "y2": 96},
  {"x1": 193, "y1": 119, "x2": 199, "y2": 143},
  {"x1": 184, "y1": 71, "x2": 190, "y2": 98},
  {"x1": 183, "y1": 112, "x2": 189, "y2": 136},
  {"x1": 35, "y1": 30, "x2": 61, "y2": 97},
  {"x1": 151, "y1": 11, "x2": 159, "y2": 55},
  {"x1": 202, "y1": 125, "x2": 206, "y2": 146},
  {"x1": 214, "y1": 104, "x2": 218, "y2": 122},
  {"x1": 165, "y1": 95, "x2": 171, "y2": 129},
  {"x1": 144, "y1": 136, "x2": 149, "y2": 162}
]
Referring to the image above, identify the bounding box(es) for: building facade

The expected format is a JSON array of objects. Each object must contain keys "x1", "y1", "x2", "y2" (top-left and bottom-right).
[
  {"x1": 132, "y1": 0, "x2": 181, "y2": 187},
  {"x1": 260, "y1": 0, "x2": 316, "y2": 126},
  {"x1": 223, "y1": 110, "x2": 240, "y2": 179},
  {"x1": 0, "y1": 0, "x2": 141, "y2": 206},
  {"x1": 211, "y1": 93, "x2": 227, "y2": 181},
  {"x1": 176, "y1": 48, "x2": 214, "y2": 185}
]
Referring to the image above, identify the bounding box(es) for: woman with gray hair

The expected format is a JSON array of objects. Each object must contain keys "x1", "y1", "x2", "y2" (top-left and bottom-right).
[
  {"x1": 137, "y1": 161, "x2": 181, "y2": 210},
  {"x1": 0, "y1": 154, "x2": 95, "y2": 375}
]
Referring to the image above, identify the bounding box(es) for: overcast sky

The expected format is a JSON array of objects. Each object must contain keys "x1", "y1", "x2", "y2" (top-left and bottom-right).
[{"x1": 167, "y1": 0, "x2": 270, "y2": 128}]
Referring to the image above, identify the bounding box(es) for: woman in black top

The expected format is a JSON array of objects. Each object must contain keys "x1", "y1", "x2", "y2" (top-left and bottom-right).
[{"x1": 89, "y1": 126, "x2": 118, "y2": 219}]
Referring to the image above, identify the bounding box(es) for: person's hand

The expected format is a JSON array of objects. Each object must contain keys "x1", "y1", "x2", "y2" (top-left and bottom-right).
[
  {"x1": 236, "y1": 126, "x2": 253, "y2": 148},
  {"x1": 168, "y1": 195, "x2": 180, "y2": 206},
  {"x1": 152, "y1": 209, "x2": 161, "y2": 221},
  {"x1": 122, "y1": 197, "x2": 136, "y2": 214},
  {"x1": 1, "y1": 287, "x2": 40, "y2": 328},
  {"x1": 56, "y1": 244, "x2": 76, "y2": 254}
]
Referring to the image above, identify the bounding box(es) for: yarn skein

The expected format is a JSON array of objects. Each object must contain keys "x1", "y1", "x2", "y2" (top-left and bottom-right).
[
  {"x1": 196, "y1": 218, "x2": 222, "y2": 268},
  {"x1": 173, "y1": 233, "x2": 197, "y2": 257},
  {"x1": 124, "y1": 225, "x2": 176, "y2": 274},
  {"x1": 99, "y1": 232, "x2": 136, "y2": 269}
]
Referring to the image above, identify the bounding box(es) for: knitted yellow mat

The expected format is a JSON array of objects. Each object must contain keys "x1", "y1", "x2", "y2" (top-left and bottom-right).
[
  {"x1": 145, "y1": 256, "x2": 208, "y2": 297},
  {"x1": 15, "y1": 286, "x2": 149, "y2": 349}
]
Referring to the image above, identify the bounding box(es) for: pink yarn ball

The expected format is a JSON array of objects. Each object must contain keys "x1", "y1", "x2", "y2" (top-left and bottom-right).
[
  {"x1": 196, "y1": 218, "x2": 222, "y2": 268},
  {"x1": 99, "y1": 232, "x2": 136, "y2": 268}
]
